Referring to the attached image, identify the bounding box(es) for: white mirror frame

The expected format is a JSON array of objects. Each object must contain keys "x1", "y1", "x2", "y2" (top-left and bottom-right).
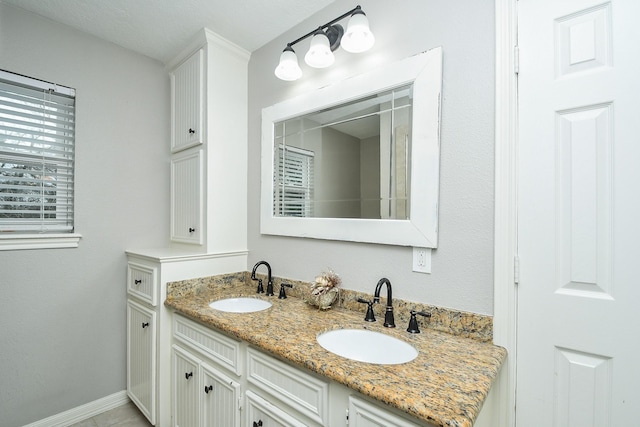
[{"x1": 261, "y1": 47, "x2": 442, "y2": 247}]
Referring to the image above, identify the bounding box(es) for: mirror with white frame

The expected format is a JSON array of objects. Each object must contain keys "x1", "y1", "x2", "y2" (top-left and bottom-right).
[{"x1": 261, "y1": 47, "x2": 442, "y2": 247}]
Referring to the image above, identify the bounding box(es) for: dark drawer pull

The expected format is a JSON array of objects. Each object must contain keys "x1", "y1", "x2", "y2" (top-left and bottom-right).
[
  {"x1": 204, "y1": 385, "x2": 213, "y2": 394},
  {"x1": 141, "y1": 322, "x2": 149, "y2": 328},
  {"x1": 188, "y1": 227, "x2": 195, "y2": 233},
  {"x1": 185, "y1": 372, "x2": 193, "y2": 380},
  {"x1": 189, "y1": 128, "x2": 195, "y2": 134},
  {"x1": 134, "y1": 279, "x2": 142, "y2": 285}
]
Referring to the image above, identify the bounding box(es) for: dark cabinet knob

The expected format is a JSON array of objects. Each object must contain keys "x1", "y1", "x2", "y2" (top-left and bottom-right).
[
  {"x1": 188, "y1": 227, "x2": 195, "y2": 233},
  {"x1": 253, "y1": 421, "x2": 263, "y2": 427},
  {"x1": 141, "y1": 322, "x2": 149, "y2": 328},
  {"x1": 185, "y1": 372, "x2": 193, "y2": 380},
  {"x1": 188, "y1": 128, "x2": 195, "y2": 134},
  {"x1": 204, "y1": 385, "x2": 213, "y2": 394},
  {"x1": 134, "y1": 279, "x2": 142, "y2": 285}
]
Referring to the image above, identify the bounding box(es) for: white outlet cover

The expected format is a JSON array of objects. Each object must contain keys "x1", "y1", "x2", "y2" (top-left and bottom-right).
[{"x1": 412, "y1": 247, "x2": 432, "y2": 274}]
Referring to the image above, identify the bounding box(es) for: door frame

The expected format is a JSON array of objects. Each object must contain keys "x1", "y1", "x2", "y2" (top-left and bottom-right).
[{"x1": 493, "y1": 0, "x2": 518, "y2": 426}]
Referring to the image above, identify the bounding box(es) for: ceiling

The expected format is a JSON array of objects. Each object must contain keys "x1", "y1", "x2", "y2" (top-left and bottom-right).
[{"x1": 1, "y1": 0, "x2": 338, "y2": 63}]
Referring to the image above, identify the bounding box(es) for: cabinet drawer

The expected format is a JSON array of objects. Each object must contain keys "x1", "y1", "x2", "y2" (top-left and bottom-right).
[
  {"x1": 173, "y1": 314, "x2": 242, "y2": 376},
  {"x1": 127, "y1": 262, "x2": 157, "y2": 306},
  {"x1": 246, "y1": 390, "x2": 307, "y2": 427},
  {"x1": 247, "y1": 347, "x2": 328, "y2": 425},
  {"x1": 348, "y1": 396, "x2": 425, "y2": 427}
]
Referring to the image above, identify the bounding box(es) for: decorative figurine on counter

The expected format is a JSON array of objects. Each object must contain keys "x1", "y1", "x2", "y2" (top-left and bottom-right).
[{"x1": 305, "y1": 269, "x2": 341, "y2": 310}]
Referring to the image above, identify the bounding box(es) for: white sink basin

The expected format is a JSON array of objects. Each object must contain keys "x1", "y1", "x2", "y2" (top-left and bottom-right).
[
  {"x1": 316, "y1": 329, "x2": 418, "y2": 365},
  {"x1": 209, "y1": 297, "x2": 272, "y2": 313}
]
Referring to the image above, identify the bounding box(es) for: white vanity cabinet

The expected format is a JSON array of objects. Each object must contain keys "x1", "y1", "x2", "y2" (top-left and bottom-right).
[
  {"x1": 169, "y1": 313, "x2": 436, "y2": 427},
  {"x1": 172, "y1": 345, "x2": 241, "y2": 427},
  {"x1": 126, "y1": 250, "x2": 247, "y2": 426},
  {"x1": 168, "y1": 29, "x2": 249, "y2": 253},
  {"x1": 172, "y1": 314, "x2": 243, "y2": 427}
]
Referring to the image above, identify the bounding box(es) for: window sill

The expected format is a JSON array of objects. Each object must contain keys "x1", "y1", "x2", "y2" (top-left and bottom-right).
[{"x1": 0, "y1": 233, "x2": 82, "y2": 251}]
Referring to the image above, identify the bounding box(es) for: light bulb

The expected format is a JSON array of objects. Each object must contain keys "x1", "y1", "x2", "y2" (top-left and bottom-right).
[
  {"x1": 304, "y1": 30, "x2": 335, "y2": 68},
  {"x1": 341, "y1": 10, "x2": 375, "y2": 53},
  {"x1": 275, "y1": 46, "x2": 302, "y2": 81}
]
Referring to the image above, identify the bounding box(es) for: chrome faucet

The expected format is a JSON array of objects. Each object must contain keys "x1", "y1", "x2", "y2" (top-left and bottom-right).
[
  {"x1": 373, "y1": 277, "x2": 395, "y2": 328},
  {"x1": 251, "y1": 261, "x2": 274, "y2": 296}
]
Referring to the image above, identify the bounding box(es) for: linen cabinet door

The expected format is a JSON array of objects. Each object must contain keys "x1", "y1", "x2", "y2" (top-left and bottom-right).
[
  {"x1": 171, "y1": 149, "x2": 203, "y2": 245},
  {"x1": 201, "y1": 363, "x2": 241, "y2": 427},
  {"x1": 172, "y1": 345, "x2": 200, "y2": 427},
  {"x1": 171, "y1": 48, "x2": 203, "y2": 153},
  {"x1": 126, "y1": 300, "x2": 156, "y2": 425}
]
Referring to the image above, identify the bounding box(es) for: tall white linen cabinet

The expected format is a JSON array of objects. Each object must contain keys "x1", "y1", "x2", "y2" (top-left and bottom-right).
[{"x1": 126, "y1": 29, "x2": 250, "y2": 426}]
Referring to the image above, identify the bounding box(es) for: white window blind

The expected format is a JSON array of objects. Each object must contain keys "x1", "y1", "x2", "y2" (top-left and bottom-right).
[
  {"x1": 274, "y1": 145, "x2": 314, "y2": 217},
  {"x1": 0, "y1": 70, "x2": 76, "y2": 233}
]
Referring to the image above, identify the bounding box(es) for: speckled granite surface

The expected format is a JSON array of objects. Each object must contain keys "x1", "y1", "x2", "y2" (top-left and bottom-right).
[{"x1": 165, "y1": 272, "x2": 507, "y2": 427}]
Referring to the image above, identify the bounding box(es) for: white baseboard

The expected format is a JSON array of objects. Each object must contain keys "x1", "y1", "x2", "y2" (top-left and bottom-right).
[{"x1": 24, "y1": 390, "x2": 130, "y2": 427}]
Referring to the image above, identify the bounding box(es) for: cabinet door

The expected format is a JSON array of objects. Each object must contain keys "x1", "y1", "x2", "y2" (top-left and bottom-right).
[
  {"x1": 127, "y1": 300, "x2": 156, "y2": 425},
  {"x1": 171, "y1": 49, "x2": 203, "y2": 152},
  {"x1": 246, "y1": 391, "x2": 308, "y2": 427},
  {"x1": 171, "y1": 149, "x2": 203, "y2": 245},
  {"x1": 173, "y1": 345, "x2": 200, "y2": 427},
  {"x1": 201, "y1": 362, "x2": 241, "y2": 427},
  {"x1": 348, "y1": 396, "x2": 423, "y2": 427}
]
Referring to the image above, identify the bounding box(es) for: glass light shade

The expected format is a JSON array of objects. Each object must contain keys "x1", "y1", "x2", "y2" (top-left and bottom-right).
[
  {"x1": 304, "y1": 31, "x2": 335, "y2": 68},
  {"x1": 341, "y1": 12, "x2": 375, "y2": 53},
  {"x1": 275, "y1": 47, "x2": 302, "y2": 81}
]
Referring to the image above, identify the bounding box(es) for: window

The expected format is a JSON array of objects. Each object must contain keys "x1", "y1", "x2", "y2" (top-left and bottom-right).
[
  {"x1": 274, "y1": 145, "x2": 314, "y2": 217},
  {"x1": 0, "y1": 70, "x2": 79, "y2": 249}
]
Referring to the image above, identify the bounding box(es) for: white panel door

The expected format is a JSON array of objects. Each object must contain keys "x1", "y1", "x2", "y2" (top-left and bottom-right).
[{"x1": 517, "y1": 0, "x2": 640, "y2": 426}]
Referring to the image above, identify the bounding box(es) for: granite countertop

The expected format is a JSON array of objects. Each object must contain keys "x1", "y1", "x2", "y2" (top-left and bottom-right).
[{"x1": 165, "y1": 273, "x2": 506, "y2": 427}]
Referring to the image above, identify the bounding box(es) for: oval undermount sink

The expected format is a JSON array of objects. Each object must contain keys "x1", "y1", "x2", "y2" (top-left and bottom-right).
[
  {"x1": 209, "y1": 297, "x2": 272, "y2": 313},
  {"x1": 316, "y1": 329, "x2": 418, "y2": 365}
]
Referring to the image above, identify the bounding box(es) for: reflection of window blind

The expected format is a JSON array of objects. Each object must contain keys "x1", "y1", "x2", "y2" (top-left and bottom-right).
[
  {"x1": 0, "y1": 71, "x2": 76, "y2": 233},
  {"x1": 274, "y1": 145, "x2": 314, "y2": 217}
]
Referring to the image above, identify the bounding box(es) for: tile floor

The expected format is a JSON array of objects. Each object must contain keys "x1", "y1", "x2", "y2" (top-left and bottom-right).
[{"x1": 69, "y1": 402, "x2": 151, "y2": 427}]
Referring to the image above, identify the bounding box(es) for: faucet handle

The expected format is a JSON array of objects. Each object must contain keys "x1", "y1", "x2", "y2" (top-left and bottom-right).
[
  {"x1": 357, "y1": 298, "x2": 376, "y2": 322},
  {"x1": 256, "y1": 279, "x2": 264, "y2": 294},
  {"x1": 278, "y1": 283, "x2": 293, "y2": 299},
  {"x1": 406, "y1": 310, "x2": 431, "y2": 333}
]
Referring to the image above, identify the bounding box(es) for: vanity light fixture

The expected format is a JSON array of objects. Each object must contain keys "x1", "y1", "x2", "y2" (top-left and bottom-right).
[{"x1": 274, "y1": 5, "x2": 375, "y2": 81}]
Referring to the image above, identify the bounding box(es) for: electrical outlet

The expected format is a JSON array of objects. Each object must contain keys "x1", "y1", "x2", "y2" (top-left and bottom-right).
[{"x1": 413, "y1": 247, "x2": 431, "y2": 273}]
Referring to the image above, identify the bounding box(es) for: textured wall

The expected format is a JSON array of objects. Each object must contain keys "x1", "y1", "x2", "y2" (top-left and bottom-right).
[
  {"x1": 0, "y1": 4, "x2": 170, "y2": 426},
  {"x1": 248, "y1": 0, "x2": 495, "y2": 315}
]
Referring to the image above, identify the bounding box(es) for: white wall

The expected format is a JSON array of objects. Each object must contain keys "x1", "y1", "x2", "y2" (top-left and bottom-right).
[
  {"x1": 0, "y1": 4, "x2": 170, "y2": 426},
  {"x1": 248, "y1": 0, "x2": 495, "y2": 314}
]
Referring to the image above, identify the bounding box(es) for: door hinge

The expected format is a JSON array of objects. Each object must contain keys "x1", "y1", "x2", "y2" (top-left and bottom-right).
[
  {"x1": 514, "y1": 255, "x2": 520, "y2": 284},
  {"x1": 514, "y1": 45, "x2": 520, "y2": 74},
  {"x1": 238, "y1": 393, "x2": 243, "y2": 411},
  {"x1": 345, "y1": 408, "x2": 349, "y2": 425}
]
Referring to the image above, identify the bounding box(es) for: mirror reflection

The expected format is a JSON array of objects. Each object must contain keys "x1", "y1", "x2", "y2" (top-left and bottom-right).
[{"x1": 273, "y1": 84, "x2": 413, "y2": 220}]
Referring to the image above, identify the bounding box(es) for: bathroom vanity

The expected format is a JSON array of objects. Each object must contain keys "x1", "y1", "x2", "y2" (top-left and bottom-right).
[{"x1": 164, "y1": 272, "x2": 506, "y2": 427}]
